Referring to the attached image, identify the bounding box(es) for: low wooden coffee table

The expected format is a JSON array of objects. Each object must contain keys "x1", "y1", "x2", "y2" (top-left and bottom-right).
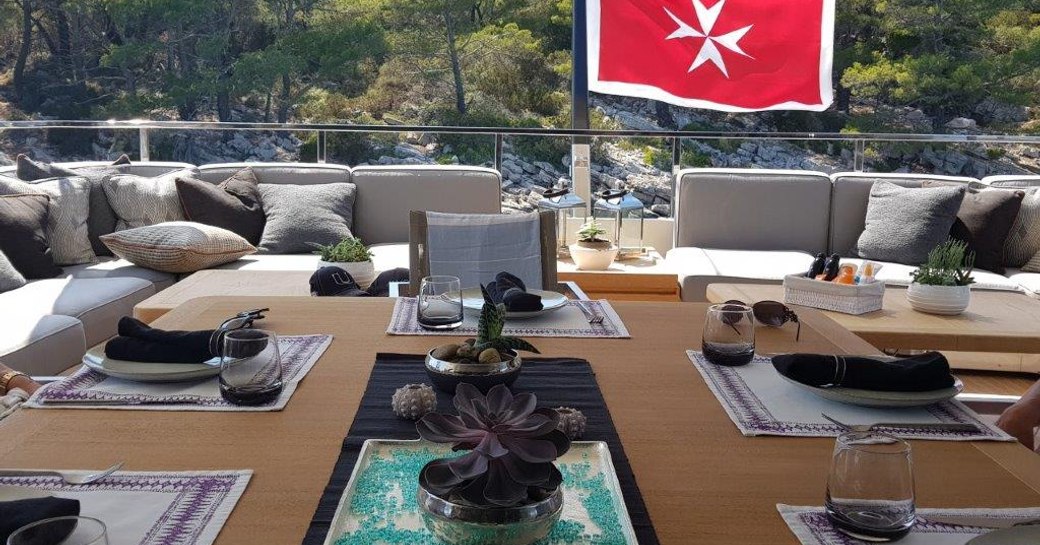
[
  {"x1": 707, "y1": 283, "x2": 1040, "y2": 373},
  {"x1": 135, "y1": 270, "x2": 589, "y2": 323}
]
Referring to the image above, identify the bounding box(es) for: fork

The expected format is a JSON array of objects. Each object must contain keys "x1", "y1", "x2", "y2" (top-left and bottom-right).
[
  {"x1": 0, "y1": 462, "x2": 125, "y2": 485},
  {"x1": 573, "y1": 301, "x2": 604, "y2": 324},
  {"x1": 821, "y1": 413, "x2": 979, "y2": 434}
]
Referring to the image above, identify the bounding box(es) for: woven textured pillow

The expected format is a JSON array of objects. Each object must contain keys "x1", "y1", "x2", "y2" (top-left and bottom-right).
[
  {"x1": 0, "y1": 175, "x2": 94, "y2": 265},
  {"x1": 257, "y1": 182, "x2": 356, "y2": 253},
  {"x1": 1002, "y1": 187, "x2": 1040, "y2": 268},
  {"x1": 0, "y1": 249, "x2": 27, "y2": 294},
  {"x1": 100, "y1": 221, "x2": 256, "y2": 273},
  {"x1": 102, "y1": 169, "x2": 199, "y2": 230},
  {"x1": 854, "y1": 181, "x2": 966, "y2": 265},
  {"x1": 17, "y1": 154, "x2": 132, "y2": 256}
]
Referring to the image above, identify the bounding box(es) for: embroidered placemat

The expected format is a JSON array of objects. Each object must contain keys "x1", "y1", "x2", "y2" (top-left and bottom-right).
[
  {"x1": 0, "y1": 470, "x2": 251, "y2": 545},
  {"x1": 26, "y1": 335, "x2": 332, "y2": 411},
  {"x1": 688, "y1": 351, "x2": 1010, "y2": 441},
  {"x1": 302, "y1": 354, "x2": 659, "y2": 545},
  {"x1": 386, "y1": 297, "x2": 631, "y2": 338},
  {"x1": 778, "y1": 504, "x2": 1040, "y2": 545}
]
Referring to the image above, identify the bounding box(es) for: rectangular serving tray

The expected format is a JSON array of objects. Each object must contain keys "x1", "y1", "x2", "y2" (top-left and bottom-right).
[{"x1": 323, "y1": 439, "x2": 639, "y2": 545}]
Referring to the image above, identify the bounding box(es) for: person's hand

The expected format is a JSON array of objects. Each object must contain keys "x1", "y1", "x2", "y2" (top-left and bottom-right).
[{"x1": 997, "y1": 403, "x2": 1039, "y2": 451}]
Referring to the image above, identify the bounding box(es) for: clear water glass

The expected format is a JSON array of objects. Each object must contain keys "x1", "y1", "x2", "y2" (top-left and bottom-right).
[
  {"x1": 219, "y1": 329, "x2": 283, "y2": 406},
  {"x1": 417, "y1": 275, "x2": 463, "y2": 330},
  {"x1": 701, "y1": 303, "x2": 755, "y2": 366},
  {"x1": 8, "y1": 516, "x2": 108, "y2": 545},
  {"x1": 826, "y1": 431, "x2": 916, "y2": 542}
]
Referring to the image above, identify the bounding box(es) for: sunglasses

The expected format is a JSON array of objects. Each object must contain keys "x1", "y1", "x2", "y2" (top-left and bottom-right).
[
  {"x1": 721, "y1": 300, "x2": 801, "y2": 341},
  {"x1": 208, "y1": 308, "x2": 269, "y2": 356}
]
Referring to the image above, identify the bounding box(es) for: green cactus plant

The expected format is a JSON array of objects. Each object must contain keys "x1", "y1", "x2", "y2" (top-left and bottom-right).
[{"x1": 474, "y1": 284, "x2": 540, "y2": 355}]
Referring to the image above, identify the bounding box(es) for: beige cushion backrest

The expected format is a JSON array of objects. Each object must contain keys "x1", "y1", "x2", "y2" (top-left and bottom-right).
[
  {"x1": 982, "y1": 175, "x2": 1040, "y2": 188},
  {"x1": 673, "y1": 168, "x2": 832, "y2": 253},
  {"x1": 195, "y1": 163, "x2": 351, "y2": 186},
  {"x1": 0, "y1": 161, "x2": 195, "y2": 178},
  {"x1": 351, "y1": 166, "x2": 502, "y2": 245},
  {"x1": 829, "y1": 172, "x2": 978, "y2": 256}
]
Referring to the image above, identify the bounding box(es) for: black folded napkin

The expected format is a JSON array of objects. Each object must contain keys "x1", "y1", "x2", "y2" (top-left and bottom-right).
[
  {"x1": 771, "y1": 352, "x2": 955, "y2": 392},
  {"x1": 485, "y1": 272, "x2": 543, "y2": 312},
  {"x1": 0, "y1": 497, "x2": 81, "y2": 543},
  {"x1": 105, "y1": 316, "x2": 215, "y2": 364},
  {"x1": 310, "y1": 267, "x2": 410, "y2": 297}
]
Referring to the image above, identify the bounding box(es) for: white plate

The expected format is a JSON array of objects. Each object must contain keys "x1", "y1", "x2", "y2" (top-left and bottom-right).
[
  {"x1": 779, "y1": 373, "x2": 964, "y2": 408},
  {"x1": 968, "y1": 525, "x2": 1040, "y2": 544},
  {"x1": 82, "y1": 345, "x2": 220, "y2": 383},
  {"x1": 461, "y1": 288, "x2": 569, "y2": 320}
]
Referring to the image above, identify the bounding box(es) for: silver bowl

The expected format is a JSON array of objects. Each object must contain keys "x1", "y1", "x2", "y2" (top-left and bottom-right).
[
  {"x1": 417, "y1": 479, "x2": 563, "y2": 545},
  {"x1": 424, "y1": 348, "x2": 522, "y2": 393}
]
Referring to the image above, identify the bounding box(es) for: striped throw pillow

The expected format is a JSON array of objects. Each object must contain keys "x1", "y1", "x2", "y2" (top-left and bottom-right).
[{"x1": 101, "y1": 222, "x2": 256, "y2": 273}]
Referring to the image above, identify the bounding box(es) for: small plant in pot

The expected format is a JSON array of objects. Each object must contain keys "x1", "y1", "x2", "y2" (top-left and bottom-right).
[
  {"x1": 907, "y1": 239, "x2": 976, "y2": 315},
  {"x1": 416, "y1": 383, "x2": 570, "y2": 545},
  {"x1": 312, "y1": 237, "x2": 375, "y2": 289},
  {"x1": 568, "y1": 219, "x2": 618, "y2": 271},
  {"x1": 426, "y1": 286, "x2": 539, "y2": 393}
]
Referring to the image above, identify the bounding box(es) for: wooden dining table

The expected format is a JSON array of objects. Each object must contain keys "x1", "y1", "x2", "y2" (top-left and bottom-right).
[{"x1": 3, "y1": 297, "x2": 1039, "y2": 545}]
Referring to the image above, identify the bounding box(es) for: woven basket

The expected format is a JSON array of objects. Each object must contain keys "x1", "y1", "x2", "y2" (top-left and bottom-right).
[{"x1": 783, "y1": 274, "x2": 885, "y2": 315}]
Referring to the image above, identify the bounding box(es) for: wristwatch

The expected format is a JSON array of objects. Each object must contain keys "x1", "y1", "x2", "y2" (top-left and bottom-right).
[{"x1": 0, "y1": 370, "x2": 29, "y2": 394}]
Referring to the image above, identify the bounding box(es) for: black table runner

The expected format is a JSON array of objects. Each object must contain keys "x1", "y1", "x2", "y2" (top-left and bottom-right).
[{"x1": 303, "y1": 353, "x2": 659, "y2": 545}]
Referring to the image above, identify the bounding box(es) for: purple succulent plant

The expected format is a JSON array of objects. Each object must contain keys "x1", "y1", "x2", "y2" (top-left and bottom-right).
[{"x1": 416, "y1": 383, "x2": 571, "y2": 507}]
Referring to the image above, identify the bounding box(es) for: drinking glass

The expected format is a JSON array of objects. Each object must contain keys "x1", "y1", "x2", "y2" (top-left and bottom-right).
[
  {"x1": 701, "y1": 303, "x2": 755, "y2": 366},
  {"x1": 219, "y1": 329, "x2": 283, "y2": 406},
  {"x1": 826, "y1": 431, "x2": 916, "y2": 542},
  {"x1": 8, "y1": 516, "x2": 108, "y2": 545},
  {"x1": 417, "y1": 275, "x2": 463, "y2": 330}
]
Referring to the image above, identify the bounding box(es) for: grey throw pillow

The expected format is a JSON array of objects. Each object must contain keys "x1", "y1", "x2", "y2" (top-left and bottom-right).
[
  {"x1": 0, "y1": 175, "x2": 94, "y2": 265},
  {"x1": 854, "y1": 181, "x2": 966, "y2": 265},
  {"x1": 258, "y1": 183, "x2": 356, "y2": 253},
  {"x1": 16, "y1": 154, "x2": 131, "y2": 257},
  {"x1": 103, "y1": 168, "x2": 200, "y2": 231},
  {"x1": 0, "y1": 250, "x2": 27, "y2": 294}
]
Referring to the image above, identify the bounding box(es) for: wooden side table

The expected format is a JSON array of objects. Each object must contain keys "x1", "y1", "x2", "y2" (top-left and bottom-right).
[{"x1": 558, "y1": 249, "x2": 679, "y2": 301}]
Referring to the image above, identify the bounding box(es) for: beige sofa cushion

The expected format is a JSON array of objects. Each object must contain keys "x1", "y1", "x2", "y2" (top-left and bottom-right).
[
  {"x1": 351, "y1": 166, "x2": 502, "y2": 245},
  {"x1": 3, "y1": 277, "x2": 155, "y2": 346},
  {"x1": 666, "y1": 247, "x2": 815, "y2": 302},
  {"x1": 63, "y1": 258, "x2": 178, "y2": 291},
  {"x1": 673, "y1": 169, "x2": 832, "y2": 254},
  {"x1": 829, "y1": 173, "x2": 978, "y2": 256},
  {"x1": 835, "y1": 258, "x2": 1020, "y2": 292},
  {"x1": 214, "y1": 243, "x2": 409, "y2": 273},
  {"x1": 0, "y1": 161, "x2": 196, "y2": 179},
  {"x1": 1007, "y1": 269, "x2": 1040, "y2": 297},
  {"x1": 0, "y1": 313, "x2": 85, "y2": 375}
]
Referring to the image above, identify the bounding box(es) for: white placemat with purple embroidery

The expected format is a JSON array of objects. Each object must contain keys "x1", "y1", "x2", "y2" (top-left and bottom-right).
[
  {"x1": 386, "y1": 297, "x2": 630, "y2": 338},
  {"x1": 25, "y1": 335, "x2": 332, "y2": 411},
  {"x1": 687, "y1": 351, "x2": 1010, "y2": 441},
  {"x1": 0, "y1": 470, "x2": 251, "y2": 545},
  {"x1": 778, "y1": 504, "x2": 1040, "y2": 545}
]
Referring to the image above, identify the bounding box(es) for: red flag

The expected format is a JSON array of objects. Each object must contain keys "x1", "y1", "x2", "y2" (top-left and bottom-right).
[{"x1": 588, "y1": 0, "x2": 835, "y2": 111}]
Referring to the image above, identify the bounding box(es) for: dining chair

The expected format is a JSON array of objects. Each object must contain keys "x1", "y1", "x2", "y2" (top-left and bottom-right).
[{"x1": 408, "y1": 210, "x2": 558, "y2": 295}]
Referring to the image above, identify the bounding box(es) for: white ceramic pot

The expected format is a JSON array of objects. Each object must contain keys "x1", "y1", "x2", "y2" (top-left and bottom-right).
[
  {"x1": 906, "y1": 283, "x2": 971, "y2": 315},
  {"x1": 316, "y1": 260, "x2": 376, "y2": 289},
  {"x1": 568, "y1": 243, "x2": 618, "y2": 271}
]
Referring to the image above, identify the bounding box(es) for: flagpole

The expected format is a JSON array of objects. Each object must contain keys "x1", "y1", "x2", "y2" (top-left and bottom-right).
[{"x1": 571, "y1": 0, "x2": 592, "y2": 214}]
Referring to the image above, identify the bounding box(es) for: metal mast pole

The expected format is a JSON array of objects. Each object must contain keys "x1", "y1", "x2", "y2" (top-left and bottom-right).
[{"x1": 571, "y1": 0, "x2": 592, "y2": 214}]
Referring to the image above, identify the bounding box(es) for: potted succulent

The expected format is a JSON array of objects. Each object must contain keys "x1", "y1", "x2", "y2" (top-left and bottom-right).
[
  {"x1": 568, "y1": 218, "x2": 618, "y2": 271},
  {"x1": 907, "y1": 239, "x2": 976, "y2": 315},
  {"x1": 426, "y1": 285, "x2": 539, "y2": 393},
  {"x1": 312, "y1": 237, "x2": 376, "y2": 289},
  {"x1": 416, "y1": 383, "x2": 570, "y2": 545}
]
